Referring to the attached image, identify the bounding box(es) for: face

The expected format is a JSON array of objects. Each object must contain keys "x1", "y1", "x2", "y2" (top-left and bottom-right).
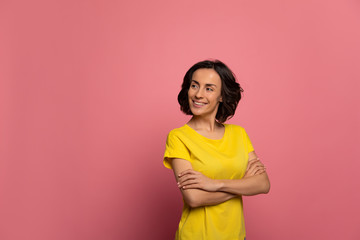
[{"x1": 188, "y1": 68, "x2": 222, "y2": 119}]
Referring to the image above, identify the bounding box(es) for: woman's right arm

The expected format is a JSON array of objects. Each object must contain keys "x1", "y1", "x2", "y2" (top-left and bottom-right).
[{"x1": 170, "y1": 158, "x2": 236, "y2": 208}]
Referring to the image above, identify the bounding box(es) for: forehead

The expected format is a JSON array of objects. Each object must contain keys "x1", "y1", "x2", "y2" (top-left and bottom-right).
[{"x1": 192, "y1": 68, "x2": 221, "y2": 86}]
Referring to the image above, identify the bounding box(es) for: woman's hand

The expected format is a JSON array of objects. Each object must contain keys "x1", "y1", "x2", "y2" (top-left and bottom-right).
[
  {"x1": 243, "y1": 158, "x2": 266, "y2": 178},
  {"x1": 178, "y1": 169, "x2": 220, "y2": 192}
]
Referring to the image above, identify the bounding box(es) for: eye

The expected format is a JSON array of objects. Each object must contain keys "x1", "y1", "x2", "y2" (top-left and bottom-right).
[
  {"x1": 190, "y1": 84, "x2": 198, "y2": 89},
  {"x1": 206, "y1": 87, "x2": 214, "y2": 92}
]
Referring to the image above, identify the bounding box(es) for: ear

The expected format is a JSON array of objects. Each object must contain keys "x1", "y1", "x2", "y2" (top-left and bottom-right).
[{"x1": 219, "y1": 96, "x2": 223, "y2": 102}]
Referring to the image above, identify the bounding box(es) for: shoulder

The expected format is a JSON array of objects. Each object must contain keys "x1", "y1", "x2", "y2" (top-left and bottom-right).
[
  {"x1": 225, "y1": 123, "x2": 246, "y2": 132},
  {"x1": 165, "y1": 125, "x2": 192, "y2": 152},
  {"x1": 225, "y1": 124, "x2": 251, "y2": 139},
  {"x1": 166, "y1": 125, "x2": 188, "y2": 139}
]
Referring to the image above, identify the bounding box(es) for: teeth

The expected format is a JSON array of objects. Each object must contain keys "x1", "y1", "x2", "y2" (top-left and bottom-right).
[{"x1": 194, "y1": 101, "x2": 205, "y2": 106}]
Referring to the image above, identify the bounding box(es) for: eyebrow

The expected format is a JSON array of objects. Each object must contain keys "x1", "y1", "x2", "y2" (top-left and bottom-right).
[{"x1": 191, "y1": 80, "x2": 217, "y2": 88}]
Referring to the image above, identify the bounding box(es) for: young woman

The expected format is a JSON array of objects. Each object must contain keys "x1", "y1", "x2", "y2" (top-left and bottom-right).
[{"x1": 163, "y1": 60, "x2": 270, "y2": 240}]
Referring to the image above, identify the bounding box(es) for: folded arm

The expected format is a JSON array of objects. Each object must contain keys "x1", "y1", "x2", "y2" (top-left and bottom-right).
[
  {"x1": 170, "y1": 158, "x2": 236, "y2": 208},
  {"x1": 178, "y1": 151, "x2": 270, "y2": 197},
  {"x1": 217, "y1": 172, "x2": 270, "y2": 196},
  {"x1": 217, "y1": 151, "x2": 270, "y2": 196}
]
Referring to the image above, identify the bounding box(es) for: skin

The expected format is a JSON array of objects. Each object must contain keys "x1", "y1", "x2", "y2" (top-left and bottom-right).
[
  {"x1": 187, "y1": 68, "x2": 224, "y2": 137},
  {"x1": 170, "y1": 68, "x2": 270, "y2": 208}
]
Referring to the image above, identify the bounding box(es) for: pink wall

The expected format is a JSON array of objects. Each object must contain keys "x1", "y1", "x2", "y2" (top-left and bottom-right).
[{"x1": 1, "y1": 0, "x2": 359, "y2": 239}]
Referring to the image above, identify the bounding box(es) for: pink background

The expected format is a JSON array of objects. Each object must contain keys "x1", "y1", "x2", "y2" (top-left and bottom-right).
[{"x1": 1, "y1": 0, "x2": 359, "y2": 239}]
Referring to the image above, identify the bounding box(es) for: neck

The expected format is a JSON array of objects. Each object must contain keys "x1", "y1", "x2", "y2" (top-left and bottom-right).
[{"x1": 187, "y1": 116, "x2": 221, "y2": 132}]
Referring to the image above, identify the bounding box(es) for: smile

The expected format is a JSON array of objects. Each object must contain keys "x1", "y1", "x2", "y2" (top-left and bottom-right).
[{"x1": 193, "y1": 100, "x2": 207, "y2": 107}]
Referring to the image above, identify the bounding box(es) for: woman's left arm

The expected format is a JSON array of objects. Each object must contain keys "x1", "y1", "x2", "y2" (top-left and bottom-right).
[
  {"x1": 217, "y1": 172, "x2": 270, "y2": 196},
  {"x1": 178, "y1": 151, "x2": 270, "y2": 196}
]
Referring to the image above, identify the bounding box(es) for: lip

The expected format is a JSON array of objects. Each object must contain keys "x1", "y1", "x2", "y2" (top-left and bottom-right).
[{"x1": 192, "y1": 100, "x2": 207, "y2": 108}]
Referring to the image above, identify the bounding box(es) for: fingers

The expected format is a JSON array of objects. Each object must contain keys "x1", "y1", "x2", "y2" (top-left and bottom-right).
[
  {"x1": 247, "y1": 165, "x2": 266, "y2": 176},
  {"x1": 178, "y1": 174, "x2": 197, "y2": 186},
  {"x1": 178, "y1": 169, "x2": 198, "y2": 178},
  {"x1": 245, "y1": 158, "x2": 267, "y2": 177},
  {"x1": 247, "y1": 158, "x2": 262, "y2": 170},
  {"x1": 247, "y1": 158, "x2": 265, "y2": 170},
  {"x1": 178, "y1": 169, "x2": 201, "y2": 184},
  {"x1": 178, "y1": 179, "x2": 199, "y2": 189},
  {"x1": 178, "y1": 174, "x2": 202, "y2": 189},
  {"x1": 177, "y1": 170, "x2": 209, "y2": 190},
  {"x1": 255, "y1": 169, "x2": 266, "y2": 175},
  {"x1": 180, "y1": 183, "x2": 200, "y2": 190},
  {"x1": 246, "y1": 158, "x2": 259, "y2": 171},
  {"x1": 251, "y1": 162, "x2": 265, "y2": 170}
]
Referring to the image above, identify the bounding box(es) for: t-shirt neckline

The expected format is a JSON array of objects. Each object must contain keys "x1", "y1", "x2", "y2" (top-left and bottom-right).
[{"x1": 184, "y1": 123, "x2": 228, "y2": 141}]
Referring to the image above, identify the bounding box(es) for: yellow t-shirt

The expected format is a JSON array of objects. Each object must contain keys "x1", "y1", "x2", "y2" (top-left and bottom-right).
[{"x1": 163, "y1": 124, "x2": 254, "y2": 240}]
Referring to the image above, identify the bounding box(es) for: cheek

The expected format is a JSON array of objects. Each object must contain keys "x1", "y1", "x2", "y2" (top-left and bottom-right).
[
  {"x1": 188, "y1": 89, "x2": 195, "y2": 97},
  {"x1": 187, "y1": 91, "x2": 193, "y2": 101},
  {"x1": 187, "y1": 91, "x2": 192, "y2": 99},
  {"x1": 215, "y1": 93, "x2": 222, "y2": 102}
]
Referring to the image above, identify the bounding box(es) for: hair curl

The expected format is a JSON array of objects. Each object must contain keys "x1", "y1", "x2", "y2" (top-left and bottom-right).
[{"x1": 177, "y1": 59, "x2": 243, "y2": 123}]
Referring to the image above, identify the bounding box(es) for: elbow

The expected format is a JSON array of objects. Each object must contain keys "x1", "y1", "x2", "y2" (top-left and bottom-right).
[
  {"x1": 263, "y1": 184, "x2": 270, "y2": 194},
  {"x1": 258, "y1": 173, "x2": 270, "y2": 194},
  {"x1": 187, "y1": 200, "x2": 201, "y2": 208},
  {"x1": 262, "y1": 180, "x2": 271, "y2": 194},
  {"x1": 183, "y1": 192, "x2": 202, "y2": 208}
]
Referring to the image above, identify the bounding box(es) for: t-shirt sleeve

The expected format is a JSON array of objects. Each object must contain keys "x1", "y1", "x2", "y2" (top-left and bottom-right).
[
  {"x1": 163, "y1": 131, "x2": 191, "y2": 169},
  {"x1": 243, "y1": 128, "x2": 255, "y2": 154}
]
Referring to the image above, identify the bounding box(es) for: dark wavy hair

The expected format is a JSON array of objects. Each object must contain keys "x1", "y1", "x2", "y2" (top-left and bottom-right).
[{"x1": 178, "y1": 59, "x2": 243, "y2": 123}]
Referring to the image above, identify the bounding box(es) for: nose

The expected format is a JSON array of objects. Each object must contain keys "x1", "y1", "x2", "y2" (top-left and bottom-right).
[{"x1": 195, "y1": 88, "x2": 204, "y2": 99}]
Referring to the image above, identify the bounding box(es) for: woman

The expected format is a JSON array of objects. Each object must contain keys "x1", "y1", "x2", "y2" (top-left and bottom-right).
[{"x1": 163, "y1": 59, "x2": 270, "y2": 240}]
